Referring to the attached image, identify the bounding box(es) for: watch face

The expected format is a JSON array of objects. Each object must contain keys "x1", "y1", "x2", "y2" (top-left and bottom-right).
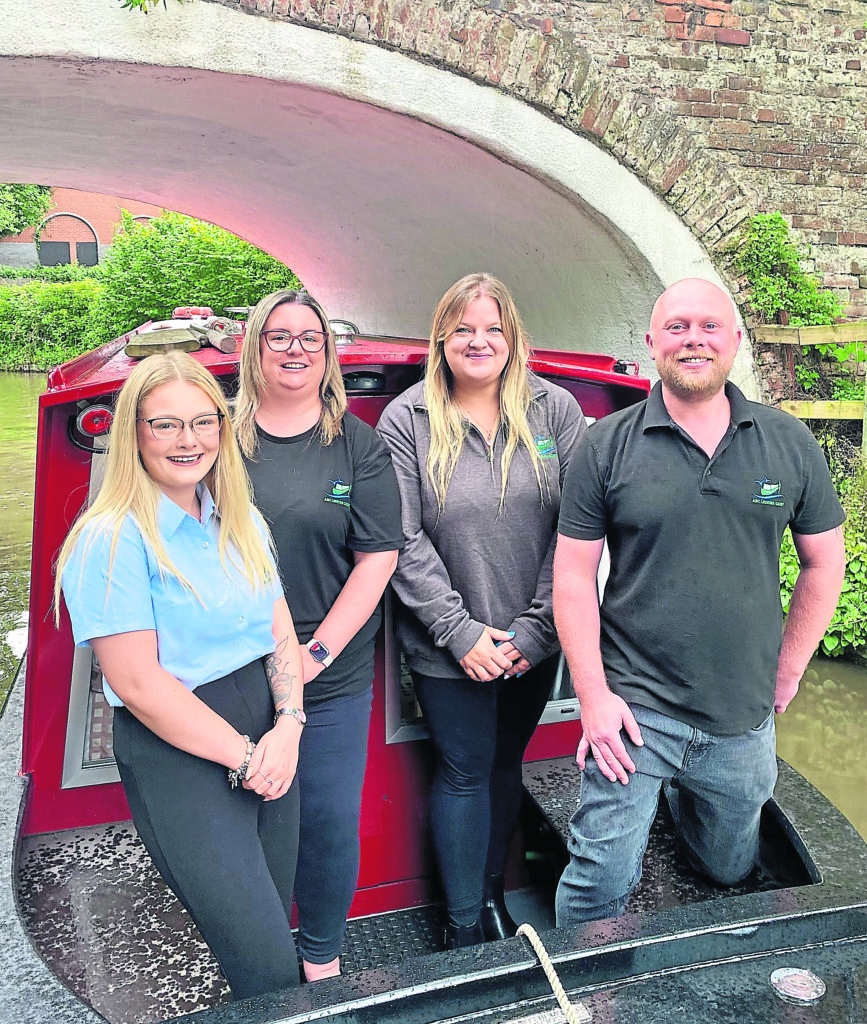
[{"x1": 308, "y1": 640, "x2": 330, "y2": 663}]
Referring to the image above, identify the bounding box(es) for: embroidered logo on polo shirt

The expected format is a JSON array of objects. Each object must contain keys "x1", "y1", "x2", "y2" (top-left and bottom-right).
[
  {"x1": 324, "y1": 478, "x2": 352, "y2": 506},
  {"x1": 752, "y1": 476, "x2": 785, "y2": 507},
  {"x1": 534, "y1": 435, "x2": 558, "y2": 459}
]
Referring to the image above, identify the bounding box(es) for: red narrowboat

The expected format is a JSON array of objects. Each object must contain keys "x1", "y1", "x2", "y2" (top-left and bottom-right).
[{"x1": 7, "y1": 311, "x2": 867, "y2": 1024}]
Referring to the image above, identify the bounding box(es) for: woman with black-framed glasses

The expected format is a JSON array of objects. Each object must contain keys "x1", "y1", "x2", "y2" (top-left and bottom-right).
[{"x1": 234, "y1": 290, "x2": 404, "y2": 982}]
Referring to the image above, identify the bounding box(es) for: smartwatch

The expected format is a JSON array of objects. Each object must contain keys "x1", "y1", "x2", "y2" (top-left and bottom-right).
[{"x1": 306, "y1": 638, "x2": 334, "y2": 668}]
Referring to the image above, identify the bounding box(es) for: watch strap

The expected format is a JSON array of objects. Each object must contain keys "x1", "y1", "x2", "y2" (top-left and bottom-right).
[
  {"x1": 306, "y1": 638, "x2": 334, "y2": 668},
  {"x1": 274, "y1": 706, "x2": 306, "y2": 728}
]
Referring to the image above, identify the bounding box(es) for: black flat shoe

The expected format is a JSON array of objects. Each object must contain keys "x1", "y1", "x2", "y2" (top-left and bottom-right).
[{"x1": 443, "y1": 917, "x2": 485, "y2": 950}]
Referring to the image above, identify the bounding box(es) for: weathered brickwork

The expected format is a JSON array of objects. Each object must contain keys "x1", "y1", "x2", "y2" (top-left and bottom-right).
[{"x1": 213, "y1": 0, "x2": 867, "y2": 319}]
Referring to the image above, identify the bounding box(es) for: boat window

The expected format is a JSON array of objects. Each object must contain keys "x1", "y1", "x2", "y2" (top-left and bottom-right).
[
  {"x1": 383, "y1": 590, "x2": 428, "y2": 743},
  {"x1": 62, "y1": 647, "x2": 119, "y2": 788},
  {"x1": 60, "y1": 440, "x2": 121, "y2": 789}
]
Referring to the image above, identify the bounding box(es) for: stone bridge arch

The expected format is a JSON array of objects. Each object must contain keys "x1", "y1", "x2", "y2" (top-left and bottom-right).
[{"x1": 17, "y1": 1, "x2": 863, "y2": 396}]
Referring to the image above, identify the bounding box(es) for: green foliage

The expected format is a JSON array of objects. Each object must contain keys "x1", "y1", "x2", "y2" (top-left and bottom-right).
[
  {"x1": 780, "y1": 459, "x2": 867, "y2": 658},
  {"x1": 818, "y1": 340, "x2": 862, "y2": 364},
  {"x1": 794, "y1": 362, "x2": 820, "y2": 393},
  {"x1": 85, "y1": 211, "x2": 300, "y2": 348},
  {"x1": 116, "y1": 0, "x2": 181, "y2": 11},
  {"x1": 0, "y1": 184, "x2": 52, "y2": 238},
  {"x1": 0, "y1": 263, "x2": 102, "y2": 282},
  {"x1": 0, "y1": 280, "x2": 104, "y2": 371},
  {"x1": 732, "y1": 212, "x2": 844, "y2": 328},
  {"x1": 831, "y1": 376, "x2": 866, "y2": 402}
]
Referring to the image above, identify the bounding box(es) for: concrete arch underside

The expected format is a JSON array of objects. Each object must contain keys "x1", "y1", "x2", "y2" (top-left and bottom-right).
[{"x1": 0, "y1": 0, "x2": 758, "y2": 394}]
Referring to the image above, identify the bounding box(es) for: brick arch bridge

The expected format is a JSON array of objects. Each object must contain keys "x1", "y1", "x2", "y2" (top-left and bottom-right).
[
  {"x1": 2, "y1": 0, "x2": 866, "y2": 394},
  {"x1": 231, "y1": 0, "x2": 866, "y2": 318}
]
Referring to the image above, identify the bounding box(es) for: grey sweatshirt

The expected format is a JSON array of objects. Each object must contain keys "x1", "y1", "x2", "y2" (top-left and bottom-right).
[{"x1": 376, "y1": 373, "x2": 586, "y2": 678}]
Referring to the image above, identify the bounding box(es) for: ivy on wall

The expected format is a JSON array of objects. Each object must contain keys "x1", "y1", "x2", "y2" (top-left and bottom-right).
[
  {"x1": 730, "y1": 212, "x2": 843, "y2": 329},
  {"x1": 116, "y1": 0, "x2": 180, "y2": 11},
  {"x1": 0, "y1": 184, "x2": 52, "y2": 238}
]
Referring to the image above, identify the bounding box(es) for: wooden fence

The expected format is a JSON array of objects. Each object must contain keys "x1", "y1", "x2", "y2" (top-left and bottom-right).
[{"x1": 753, "y1": 322, "x2": 867, "y2": 461}]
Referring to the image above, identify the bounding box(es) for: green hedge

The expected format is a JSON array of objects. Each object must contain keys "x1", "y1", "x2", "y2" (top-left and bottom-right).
[
  {"x1": 84, "y1": 211, "x2": 300, "y2": 347},
  {"x1": 0, "y1": 279, "x2": 104, "y2": 370},
  {"x1": 0, "y1": 263, "x2": 102, "y2": 282},
  {"x1": 780, "y1": 460, "x2": 867, "y2": 659},
  {"x1": 0, "y1": 209, "x2": 302, "y2": 370}
]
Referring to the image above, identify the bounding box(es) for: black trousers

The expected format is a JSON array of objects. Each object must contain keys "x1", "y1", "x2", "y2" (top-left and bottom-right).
[
  {"x1": 295, "y1": 686, "x2": 372, "y2": 964},
  {"x1": 113, "y1": 660, "x2": 300, "y2": 1000},
  {"x1": 412, "y1": 656, "x2": 556, "y2": 924}
]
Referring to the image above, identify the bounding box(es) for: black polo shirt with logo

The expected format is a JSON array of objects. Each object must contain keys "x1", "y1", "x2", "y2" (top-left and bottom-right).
[
  {"x1": 244, "y1": 413, "x2": 404, "y2": 704},
  {"x1": 559, "y1": 381, "x2": 844, "y2": 735}
]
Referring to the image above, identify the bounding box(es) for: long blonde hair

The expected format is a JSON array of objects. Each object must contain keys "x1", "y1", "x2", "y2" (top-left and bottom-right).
[
  {"x1": 424, "y1": 272, "x2": 545, "y2": 510},
  {"x1": 54, "y1": 351, "x2": 275, "y2": 621},
  {"x1": 234, "y1": 289, "x2": 347, "y2": 457}
]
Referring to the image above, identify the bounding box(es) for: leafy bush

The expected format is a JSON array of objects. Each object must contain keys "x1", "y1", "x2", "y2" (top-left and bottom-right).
[
  {"x1": 831, "y1": 376, "x2": 866, "y2": 402},
  {"x1": 117, "y1": 0, "x2": 180, "y2": 11},
  {"x1": 84, "y1": 211, "x2": 301, "y2": 347},
  {"x1": 0, "y1": 279, "x2": 103, "y2": 370},
  {"x1": 732, "y1": 212, "x2": 844, "y2": 328},
  {"x1": 780, "y1": 458, "x2": 867, "y2": 658},
  {"x1": 0, "y1": 184, "x2": 52, "y2": 237},
  {"x1": 0, "y1": 263, "x2": 102, "y2": 282}
]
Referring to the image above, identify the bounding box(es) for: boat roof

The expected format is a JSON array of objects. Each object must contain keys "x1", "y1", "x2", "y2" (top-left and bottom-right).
[{"x1": 41, "y1": 322, "x2": 647, "y2": 405}]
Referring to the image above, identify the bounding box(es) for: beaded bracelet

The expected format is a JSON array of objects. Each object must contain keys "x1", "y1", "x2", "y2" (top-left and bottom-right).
[{"x1": 227, "y1": 735, "x2": 255, "y2": 789}]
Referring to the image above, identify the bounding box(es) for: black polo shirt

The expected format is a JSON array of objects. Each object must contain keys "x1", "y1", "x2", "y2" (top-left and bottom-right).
[
  {"x1": 559, "y1": 381, "x2": 844, "y2": 735},
  {"x1": 244, "y1": 413, "x2": 404, "y2": 705}
]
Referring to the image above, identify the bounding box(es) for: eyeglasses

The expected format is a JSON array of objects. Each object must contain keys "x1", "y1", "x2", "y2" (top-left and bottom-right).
[
  {"x1": 137, "y1": 412, "x2": 224, "y2": 440},
  {"x1": 261, "y1": 329, "x2": 327, "y2": 353}
]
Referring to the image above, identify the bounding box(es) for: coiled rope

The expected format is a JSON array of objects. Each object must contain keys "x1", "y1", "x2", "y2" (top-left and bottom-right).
[{"x1": 516, "y1": 923, "x2": 590, "y2": 1024}]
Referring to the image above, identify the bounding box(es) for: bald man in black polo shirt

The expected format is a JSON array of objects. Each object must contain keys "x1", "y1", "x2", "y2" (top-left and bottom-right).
[{"x1": 553, "y1": 278, "x2": 846, "y2": 927}]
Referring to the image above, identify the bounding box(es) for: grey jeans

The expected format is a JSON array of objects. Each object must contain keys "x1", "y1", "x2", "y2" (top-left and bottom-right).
[{"x1": 555, "y1": 702, "x2": 777, "y2": 928}]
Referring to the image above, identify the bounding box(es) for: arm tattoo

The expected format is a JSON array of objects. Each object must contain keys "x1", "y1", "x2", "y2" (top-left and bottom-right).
[{"x1": 265, "y1": 636, "x2": 297, "y2": 707}]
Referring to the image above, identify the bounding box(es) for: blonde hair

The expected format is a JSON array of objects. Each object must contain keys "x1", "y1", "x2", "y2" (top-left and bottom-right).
[
  {"x1": 424, "y1": 272, "x2": 545, "y2": 510},
  {"x1": 54, "y1": 351, "x2": 275, "y2": 622},
  {"x1": 234, "y1": 289, "x2": 347, "y2": 457}
]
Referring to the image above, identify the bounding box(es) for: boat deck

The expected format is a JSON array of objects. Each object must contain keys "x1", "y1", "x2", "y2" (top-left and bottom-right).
[{"x1": 17, "y1": 756, "x2": 807, "y2": 1024}]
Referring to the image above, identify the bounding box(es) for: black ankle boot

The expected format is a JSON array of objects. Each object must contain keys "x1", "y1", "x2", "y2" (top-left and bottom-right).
[
  {"x1": 480, "y1": 873, "x2": 518, "y2": 940},
  {"x1": 443, "y1": 917, "x2": 485, "y2": 950}
]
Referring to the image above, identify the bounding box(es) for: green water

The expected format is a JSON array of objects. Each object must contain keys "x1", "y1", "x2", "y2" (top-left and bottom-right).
[
  {"x1": 776, "y1": 657, "x2": 867, "y2": 841},
  {"x1": 0, "y1": 371, "x2": 865, "y2": 839},
  {"x1": 0, "y1": 372, "x2": 44, "y2": 703}
]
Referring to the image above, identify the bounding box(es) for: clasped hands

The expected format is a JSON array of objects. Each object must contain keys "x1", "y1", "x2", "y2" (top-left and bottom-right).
[
  {"x1": 239, "y1": 719, "x2": 300, "y2": 802},
  {"x1": 459, "y1": 625, "x2": 531, "y2": 682}
]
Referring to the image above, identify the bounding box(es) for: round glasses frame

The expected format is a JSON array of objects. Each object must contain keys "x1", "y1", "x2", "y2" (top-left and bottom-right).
[
  {"x1": 136, "y1": 412, "x2": 224, "y2": 441},
  {"x1": 261, "y1": 329, "x2": 328, "y2": 353}
]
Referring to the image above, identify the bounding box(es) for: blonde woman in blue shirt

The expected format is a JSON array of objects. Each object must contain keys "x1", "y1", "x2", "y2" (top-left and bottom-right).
[{"x1": 55, "y1": 351, "x2": 304, "y2": 1000}]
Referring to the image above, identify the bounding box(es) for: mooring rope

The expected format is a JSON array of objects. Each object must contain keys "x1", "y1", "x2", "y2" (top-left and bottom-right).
[{"x1": 516, "y1": 923, "x2": 590, "y2": 1024}]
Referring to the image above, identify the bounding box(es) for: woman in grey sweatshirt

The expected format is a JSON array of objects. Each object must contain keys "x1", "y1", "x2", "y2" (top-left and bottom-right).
[{"x1": 377, "y1": 273, "x2": 586, "y2": 949}]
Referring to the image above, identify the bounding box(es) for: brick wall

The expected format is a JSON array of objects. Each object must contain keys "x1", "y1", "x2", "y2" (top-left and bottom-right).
[
  {"x1": 215, "y1": 0, "x2": 867, "y2": 320},
  {"x1": 6, "y1": 188, "x2": 163, "y2": 247}
]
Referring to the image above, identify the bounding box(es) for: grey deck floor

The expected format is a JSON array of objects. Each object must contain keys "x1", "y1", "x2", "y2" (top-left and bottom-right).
[{"x1": 17, "y1": 756, "x2": 797, "y2": 1024}]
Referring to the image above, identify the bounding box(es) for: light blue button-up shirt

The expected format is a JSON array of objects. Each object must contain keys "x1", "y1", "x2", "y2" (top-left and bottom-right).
[{"x1": 62, "y1": 487, "x2": 281, "y2": 707}]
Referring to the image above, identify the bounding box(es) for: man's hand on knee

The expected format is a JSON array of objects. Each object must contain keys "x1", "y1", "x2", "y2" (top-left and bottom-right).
[{"x1": 576, "y1": 691, "x2": 644, "y2": 784}]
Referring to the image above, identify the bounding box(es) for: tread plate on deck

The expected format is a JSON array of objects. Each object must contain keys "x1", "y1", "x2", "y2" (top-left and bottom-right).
[{"x1": 522, "y1": 756, "x2": 791, "y2": 915}]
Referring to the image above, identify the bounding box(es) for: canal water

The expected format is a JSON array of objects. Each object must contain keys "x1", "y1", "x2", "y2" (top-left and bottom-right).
[
  {"x1": 0, "y1": 371, "x2": 42, "y2": 702},
  {"x1": 1, "y1": 371, "x2": 866, "y2": 839}
]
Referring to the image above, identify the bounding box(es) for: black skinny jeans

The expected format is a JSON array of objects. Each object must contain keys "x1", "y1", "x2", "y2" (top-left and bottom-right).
[
  {"x1": 113, "y1": 660, "x2": 300, "y2": 1000},
  {"x1": 413, "y1": 657, "x2": 556, "y2": 925},
  {"x1": 294, "y1": 686, "x2": 372, "y2": 964}
]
